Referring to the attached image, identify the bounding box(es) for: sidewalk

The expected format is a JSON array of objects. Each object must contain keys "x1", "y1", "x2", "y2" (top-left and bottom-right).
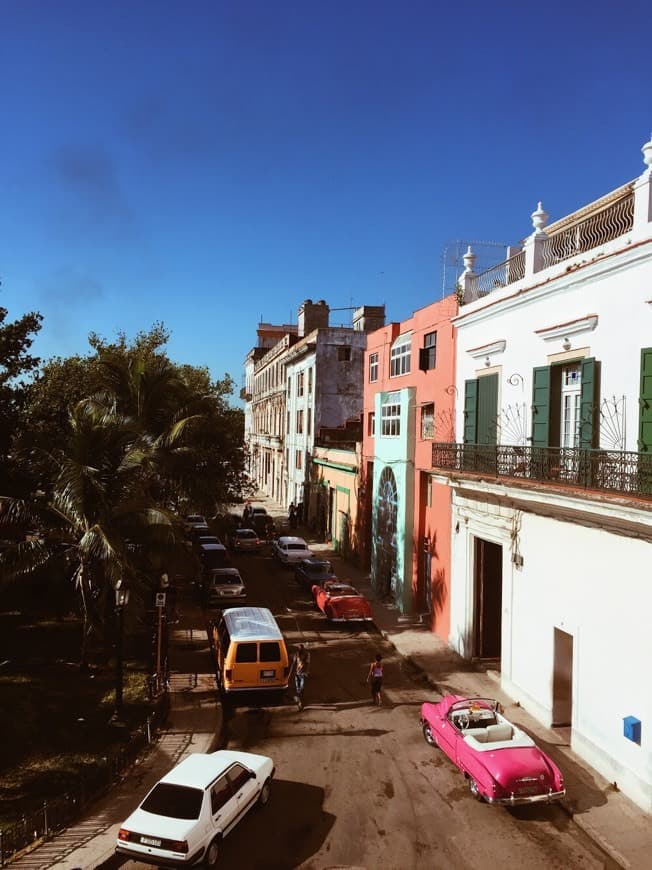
[{"x1": 9, "y1": 586, "x2": 221, "y2": 870}]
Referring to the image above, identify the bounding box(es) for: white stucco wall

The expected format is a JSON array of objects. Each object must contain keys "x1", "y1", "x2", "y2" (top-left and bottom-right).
[{"x1": 449, "y1": 483, "x2": 652, "y2": 811}]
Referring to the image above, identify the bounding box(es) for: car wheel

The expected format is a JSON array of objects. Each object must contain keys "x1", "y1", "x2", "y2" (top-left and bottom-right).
[
  {"x1": 422, "y1": 722, "x2": 438, "y2": 747},
  {"x1": 468, "y1": 777, "x2": 484, "y2": 801},
  {"x1": 204, "y1": 836, "x2": 220, "y2": 868},
  {"x1": 258, "y1": 777, "x2": 272, "y2": 807}
]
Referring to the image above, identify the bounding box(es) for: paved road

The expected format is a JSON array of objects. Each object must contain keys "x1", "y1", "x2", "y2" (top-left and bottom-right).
[{"x1": 109, "y1": 546, "x2": 619, "y2": 870}]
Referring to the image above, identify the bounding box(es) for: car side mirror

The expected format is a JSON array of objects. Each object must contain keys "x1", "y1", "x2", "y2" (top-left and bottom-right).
[{"x1": 249, "y1": 770, "x2": 256, "y2": 779}]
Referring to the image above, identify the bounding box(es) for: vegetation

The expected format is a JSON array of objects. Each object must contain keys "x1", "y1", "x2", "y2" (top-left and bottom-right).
[{"x1": 0, "y1": 313, "x2": 246, "y2": 822}]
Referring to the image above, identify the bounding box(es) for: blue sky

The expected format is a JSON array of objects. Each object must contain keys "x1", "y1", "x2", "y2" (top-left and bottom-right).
[{"x1": 1, "y1": 0, "x2": 650, "y2": 398}]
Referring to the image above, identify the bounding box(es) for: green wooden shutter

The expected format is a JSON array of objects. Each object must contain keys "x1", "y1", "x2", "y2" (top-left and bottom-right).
[
  {"x1": 477, "y1": 373, "x2": 498, "y2": 445},
  {"x1": 579, "y1": 357, "x2": 598, "y2": 449},
  {"x1": 463, "y1": 379, "x2": 478, "y2": 444},
  {"x1": 638, "y1": 348, "x2": 652, "y2": 452},
  {"x1": 531, "y1": 366, "x2": 551, "y2": 447}
]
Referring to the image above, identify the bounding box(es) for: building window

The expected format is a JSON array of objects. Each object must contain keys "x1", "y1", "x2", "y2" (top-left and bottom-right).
[
  {"x1": 381, "y1": 393, "x2": 401, "y2": 437},
  {"x1": 338, "y1": 346, "x2": 351, "y2": 362},
  {"x1": 287, "y1": 376, "x2": 291, "y2": 396},
  {"x1": 307, "y1": 407, "x2": 312, "y2": 436},
  {"x1": 368, "y1": 411, "x2": 376, "y2": 436},
  {"x1": 421, "y1": 403, "x2": 434, "y2": 439},
  {"x1": 390, "y1": 333, "x2": 411, "y2": 377},
  {"x1": 297, "y1": 409, "x2": 304, "y2": 434},
  {"x1": 369, "y1": 352, "x2": 379, "y2": 382},
  {"x1": 296, "y1": 449, "x2": 302, "y2": 470},
  {"x1": 308, "y1": 367, "x2": 313, "y2": 394},
  {"x1": 287, "y1": 411, "x2": 290, "y2": 433},
  {"x1": 297, "y1": 372, "x2": 304, "y2": 396},
  {"x1": 419, "y1": 332, "x2": 437, "y2": 371}
]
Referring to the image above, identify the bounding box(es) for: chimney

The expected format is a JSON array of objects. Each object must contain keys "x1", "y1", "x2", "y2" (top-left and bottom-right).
[
  {"x1": 298, "y1": 299, "x2": 330, "y2": 337},
  {"x1": 352, "y1": 304, "x2": 386, "y2": 333}
]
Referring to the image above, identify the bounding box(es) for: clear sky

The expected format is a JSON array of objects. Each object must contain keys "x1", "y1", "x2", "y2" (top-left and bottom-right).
[{"x1": 1, "y1": 0, "x2": 650, "y2": 397}]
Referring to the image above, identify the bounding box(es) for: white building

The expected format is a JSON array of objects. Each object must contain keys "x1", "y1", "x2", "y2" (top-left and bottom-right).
[
  {"x1": 284, "y1": 300, "x2": 385, "y2": 515},
  {"x1": 433, "y1": 135, "x2": 652, "y2": 811},
  {"x1": 245, "y1": 322, "x2": 298, "y2": 499}
]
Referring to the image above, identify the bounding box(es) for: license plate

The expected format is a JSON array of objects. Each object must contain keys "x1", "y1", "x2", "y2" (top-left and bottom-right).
[
  {"x1": 260, "y1": 669, "x2": 275, "y2": 678},
  {"x1": 140, "y1": 836, "x2": 162, "y2": 847}
]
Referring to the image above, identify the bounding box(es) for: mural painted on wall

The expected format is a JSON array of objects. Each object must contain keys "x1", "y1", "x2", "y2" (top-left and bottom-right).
[{"x1": 374, "y1": 465, "x2": 398, "y2": 598}]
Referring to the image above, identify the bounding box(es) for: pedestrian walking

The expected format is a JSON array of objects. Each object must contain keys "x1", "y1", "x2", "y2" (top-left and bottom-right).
[
  {"x1": 292, "y1": 643, "x2": 311, "y2": 710},
  {"x1": 367, "y1": 653, "x2": 384, "y2": 706},
  {"x1": 288, "y1": 501, "x2": 297, "y2": 529}
]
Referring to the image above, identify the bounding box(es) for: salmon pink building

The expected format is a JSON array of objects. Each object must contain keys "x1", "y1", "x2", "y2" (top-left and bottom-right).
[{"x1": 362, "y1": 294, "x2": 458, "y2": 638}]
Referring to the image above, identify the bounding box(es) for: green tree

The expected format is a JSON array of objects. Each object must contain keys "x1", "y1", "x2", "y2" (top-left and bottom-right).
[{"x1": 0, "y1": 303, "x2": 43, "y2": 492}]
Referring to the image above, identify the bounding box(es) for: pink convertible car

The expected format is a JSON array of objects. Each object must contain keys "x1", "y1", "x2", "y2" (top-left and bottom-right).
[{"x1": 420, "y1": 695, "x2": 566, "y2": 805}]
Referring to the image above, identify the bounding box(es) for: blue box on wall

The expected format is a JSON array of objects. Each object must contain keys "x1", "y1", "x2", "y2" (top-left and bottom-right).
[{"x1": 623, "y1": 716, "x2": 641, "y2": 744}]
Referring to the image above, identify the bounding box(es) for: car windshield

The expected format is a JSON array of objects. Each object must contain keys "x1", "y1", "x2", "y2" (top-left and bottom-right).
[
  {"x1": 328, "y1": 585, "x2": 358, "y2": 596},
  {"x1": 310, "y1": 562, "x2": 332, "y2": 574},
  {"x1": 213, "y1": 575, "x2": 242, "y2": 585},
  {"x1": 187, "y1": 516, "x2": 205, "y2": 523},
  {"x1": 141, "y1": 783, "x2": 203, "y2": 820},
  {"x1": 237, "y1": 531, "x2": 257, "y2": 539},
  {"x1": 287, "y1": 544, "x2": 307, "y2": 551}
]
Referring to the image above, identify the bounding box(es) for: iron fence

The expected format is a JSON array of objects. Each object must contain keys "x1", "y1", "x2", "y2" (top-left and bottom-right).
[
  {"x1": 0, "y1": 696, "x2": 169, "y2": 867},
  {"x1": 468, "y1": 248, "x2": 526, "y2": 298},
  {"x1": 431, "y1": 442, "x2": 652, "y2": 499},
  {"x1": 541, "y1": 191, "x2": 634, "y2": 270}
]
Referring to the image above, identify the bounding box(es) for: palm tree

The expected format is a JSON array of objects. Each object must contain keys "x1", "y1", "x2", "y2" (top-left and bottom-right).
[{"x1": 0, "y1": 400, "x2": 180, "y2": 668}]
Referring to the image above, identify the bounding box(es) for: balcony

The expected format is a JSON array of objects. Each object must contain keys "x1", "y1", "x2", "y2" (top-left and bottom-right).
[{"x1": 431, "y1": 442, "x2": 652, "y2": 501}]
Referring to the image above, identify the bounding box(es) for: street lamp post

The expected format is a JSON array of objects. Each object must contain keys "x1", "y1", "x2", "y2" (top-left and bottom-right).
[{"x1": 113, "y1": 580, "x2": 130, "y2": 722}]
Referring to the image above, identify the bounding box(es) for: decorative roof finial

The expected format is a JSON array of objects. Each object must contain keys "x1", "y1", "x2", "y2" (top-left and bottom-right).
[
  {"x1": 642, "y1": 133, "x2": 652, "y2": 170},
  {"x1": 531, "y1": 201, "x2": 549, "y2": 234},
  {"x1": 463, "y1": 245, "x2": 476, "y2": 274}
]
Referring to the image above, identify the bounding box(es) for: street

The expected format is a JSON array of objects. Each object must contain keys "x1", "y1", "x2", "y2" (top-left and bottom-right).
[{"x1": 111, "y1": 545, "x2": 619, "y2": 870}]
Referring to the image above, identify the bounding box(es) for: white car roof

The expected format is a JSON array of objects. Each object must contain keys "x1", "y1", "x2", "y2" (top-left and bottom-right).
[
  {"x1": 278, "y1": 536, "x2": 308, "y2": 547},
  {"x1": 160, "y1": 750, "x2": 271, "y2": 790}
]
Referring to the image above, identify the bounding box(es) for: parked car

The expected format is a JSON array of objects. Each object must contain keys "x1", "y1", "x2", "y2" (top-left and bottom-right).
[
  {"x1": 419, "y1": 695, "x2": 566, "y2": 805},
  {"x1": 294, "y1": 558, "x2": 336, "y2": 588},
  {"x1": 184, "y1": 514, "x2": 209, "y2": 534},
  {"x1": 228, "y1": 528, "x2": 264, "y2": 553},
  {"x1": 198, "y1": 542, "x2": 229, "y2": 570},
  {"x1": 312, "y1": 580, "x2": 373, "y2": 622},
  {"x1": 272, "y1": 535, "x2": 313, "y2": 566},
  {"x1": 204, "y1": 568, "x2": 246, "y2": 606},
  {"x1": 193, "y1": 534, "x2": 222, "y2": 552},
  {"x1": 116, "y1": 749, "x2": 274, "y2": 867}
]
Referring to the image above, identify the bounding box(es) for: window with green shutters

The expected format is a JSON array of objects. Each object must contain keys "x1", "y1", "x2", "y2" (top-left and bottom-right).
[
  {"x1": 531, "y1": 358, "x2": 599, "y2": 448},
  {"x1": 463, "y1": 374, "x2": 498, "y2": 445},
  {"x1": 639, "y1": 348, "x2": 652, "y2": 453}
]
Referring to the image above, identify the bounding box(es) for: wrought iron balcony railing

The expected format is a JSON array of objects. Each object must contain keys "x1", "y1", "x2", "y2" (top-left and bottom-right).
[{"x1": 431, "y1": 442, "x2": 652, "y2": 500}]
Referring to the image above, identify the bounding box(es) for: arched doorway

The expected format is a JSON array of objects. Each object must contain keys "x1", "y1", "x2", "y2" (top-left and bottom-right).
[{"x1": 375, "y1": 466, "x2": 398, "y2": 599}]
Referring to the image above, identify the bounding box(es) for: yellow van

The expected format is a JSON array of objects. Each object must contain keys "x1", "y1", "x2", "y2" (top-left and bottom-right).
[{"x1": 212, "y1": 607, "x2": 290, "y2": 693}]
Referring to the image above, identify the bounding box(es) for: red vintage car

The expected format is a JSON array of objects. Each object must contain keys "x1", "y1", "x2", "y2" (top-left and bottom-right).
[
  {"x1": 311, "y1": 580, "x2": 373, "y2": 623},
  {"x1": 420, "y1": 695, "x2": 566, "y2": 806}
]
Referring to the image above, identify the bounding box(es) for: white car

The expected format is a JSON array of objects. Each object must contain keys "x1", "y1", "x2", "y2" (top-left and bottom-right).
[
  {"x1": 204, "y1": 568, "x2": 247, "y2": 606},
  {"x1": 273, "y1": 535, "x2": 313, "y2": 566},
  {"x1": 116, "y1": 750, "x2": 274, "y2": 867}
]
